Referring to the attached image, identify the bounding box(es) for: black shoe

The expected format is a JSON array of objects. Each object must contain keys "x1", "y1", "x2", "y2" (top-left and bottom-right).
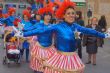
[
  {"x1": 93, "y1": 64, "x2": 96, "y2": 66},
  {"x1": 86, "y1": 61, "x2": 91, "y2": 64}
]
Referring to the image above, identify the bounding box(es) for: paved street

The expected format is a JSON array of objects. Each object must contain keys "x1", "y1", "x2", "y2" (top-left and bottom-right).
[{"x1": 0, "y1": 38, "x2": 110, "y2": 73}]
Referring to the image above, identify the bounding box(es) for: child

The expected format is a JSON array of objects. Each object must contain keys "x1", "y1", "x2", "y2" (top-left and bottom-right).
[{"x1": 5, "y1": 33, "x2": 20, "y2": 54}]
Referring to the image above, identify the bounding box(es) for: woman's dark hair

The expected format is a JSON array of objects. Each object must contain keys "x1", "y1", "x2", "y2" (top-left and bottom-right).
[
  {"x1": 5, "y1": 33, "x2": 13, "y2": 42},
  {"x1": 42, "y1": 13, "x2": 52, "y2": 21},
  {"x1": 98, "y1": 15, "x2": 107, "y2": 29},
  {"x1": 76, "y1": 11, "x2": 82, "y2": 20},
  {"x1": 34, "y1": 14, "x2": 40, "y2": 19}
]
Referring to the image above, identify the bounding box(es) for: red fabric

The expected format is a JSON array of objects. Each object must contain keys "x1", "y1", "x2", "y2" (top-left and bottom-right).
[
  {"x1": 7, "y1": 44, "x2": 16, "y2": 50},
  {"x1": 13, "y1": 18, "x2": 21, "y2": 27},
  {"x1": 38, "y1": 7, "x2": 54, "y2": 15},
  {"x1": 55, "y1": 1, "x2": 76, "y2": 19},
  {"x1": 36, "y1": 0, "x2": 44, "y2": 3},
  {"x1": 8, "y1": 7, "x2": 16, "y2": 15},
  {"x1": 22, "y1": 9, "x2": 31, "y2": 18}
]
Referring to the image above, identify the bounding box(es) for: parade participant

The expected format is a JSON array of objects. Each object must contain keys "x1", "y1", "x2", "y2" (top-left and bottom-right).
[
  {"x1": 5, "y1": 7, "x2": 16, "y2": 26},
  {"x1": 15, "y1": 1, "x2": 110, "y2": 73},
  {"x1": 23, "y1": 8, "x2": 44, "y2": 31},
  {"x1": 30, "y1": 11, "x2": 42, "y2": 25},
  {"x1": 21, "y1": 9, "x2": 32, "y2": 30},
  {"x1": 18, "y1": 7, "x2": 56, "y2": 73}
]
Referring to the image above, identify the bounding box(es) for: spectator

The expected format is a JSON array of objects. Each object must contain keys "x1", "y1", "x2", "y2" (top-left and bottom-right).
[
  {"x1": 83, "y1": 17, "x2": 103, "y2": 65},
  {"x1": 98, "y1": 15, "x2": 107, "y2": 46},
  {"x1": 98, "y1": 15, "x2": 107, "y2": 32}
]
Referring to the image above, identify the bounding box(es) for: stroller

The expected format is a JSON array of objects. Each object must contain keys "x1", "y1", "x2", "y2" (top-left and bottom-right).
[{"x1": 3, "y1": 31, "x2": 21, "y2": 67}]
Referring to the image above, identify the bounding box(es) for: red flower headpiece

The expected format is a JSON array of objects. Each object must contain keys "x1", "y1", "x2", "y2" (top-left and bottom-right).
[
  {"x1": 55, "y1": 1, "x2": 76, "y2": 19},
  {"x1": 38, "y1": 7, "x2": 54, "y2": 15},
  {"x1": 8, "y1": 7, "x2": 16, "y2": 15},
  {"x1": 22, "y1": 9, "x2": 31, "y2": 18},
  {"x1": 36, "y1": 8, "x2": 44, "y2": 15}
]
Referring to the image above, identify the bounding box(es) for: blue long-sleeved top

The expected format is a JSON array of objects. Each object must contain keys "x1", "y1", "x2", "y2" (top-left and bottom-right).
[
  {"x1": 24, "y1": 23, "x2": 53, "y2": 47},
  {"x1": 30, "y1": 19, "x2": 43, "y2": 24},
  {"x1": 23, "y1": 20, "x2": 44, "y2": 31},
  {"x1": 23, "y1": 21, "x2": 105, "y2": 52},
  {"x1": 21, "y1": 20, "x2": 33, "y2": 30},
  {"x1": 5, "y1": 16, "x2": 15, "y2": 26}
]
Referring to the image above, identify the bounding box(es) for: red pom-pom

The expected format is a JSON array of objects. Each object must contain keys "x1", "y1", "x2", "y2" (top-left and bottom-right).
[
  {"x1": 37, "y1": 8, "x2": 45, "y2": 15},
  {"x1": 55, "y1": 1, "x2": 76, "y2": 19},
  {"x1": 13, "y1": 18, "x2": 21, "y2": 27},
  {"x1": 22, "y1": 9, "x2": 31, "y2": 18},
  {"x1": 37, "y1": 7, "x2": 54, "y2": 15},
  {"x1": 8, "y1": 7, "x2": 16, "y2": 15}
]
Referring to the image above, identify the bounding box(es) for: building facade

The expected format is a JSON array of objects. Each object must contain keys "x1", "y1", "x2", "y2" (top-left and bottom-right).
[{"x1": 87, "y1": 0, "x2": 110, "y2": 27}]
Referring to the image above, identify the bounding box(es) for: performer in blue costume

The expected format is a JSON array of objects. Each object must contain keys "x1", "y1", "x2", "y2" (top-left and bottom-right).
[
  {"x1": 5, "y1": 7, "x2": 16, "y2": 26},
  {"x1": 25, "y1": 12, "x2": 43, "y2": 31},
  {"x1": 20, "y1": 7, "x2": 56, "y2": 73},
  {"x1": 15, "y1": 1, "x2": 110, "y2": 73},
  {"x1": 20, "y1": 9, "x2": 32, "y2": 31},
  {"x1": 30, "y1": 9, "x2": 43, "y2": 25}
]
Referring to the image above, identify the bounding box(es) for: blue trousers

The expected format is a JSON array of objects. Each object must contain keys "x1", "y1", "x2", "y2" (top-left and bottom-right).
[{"x1": 20, "y1": 48, "x2": 29, "y2": 62}]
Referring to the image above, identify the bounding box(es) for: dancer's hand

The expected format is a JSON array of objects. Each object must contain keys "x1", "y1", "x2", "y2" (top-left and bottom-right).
[
  {"x1": 14, "y1": 31, "x2": 23, "y2": 37},
  {"x1": 105, "y1": 28, "x2": 110, "y2": 38}
]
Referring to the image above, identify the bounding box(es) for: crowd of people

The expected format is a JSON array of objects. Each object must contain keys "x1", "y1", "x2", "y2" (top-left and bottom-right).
[{"x1": 0, "y1": 0, "x2": 110, "y2": 73}]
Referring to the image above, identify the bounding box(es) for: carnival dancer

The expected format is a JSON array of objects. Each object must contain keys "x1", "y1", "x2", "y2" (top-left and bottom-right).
[
  {"x1": 16, "y1": 7, "x2": 56, "y2": 73},
  {"x1": 15, "y1": 1, "x2": 110, "y2": 73},
  {"x1": 30, "y1": 11, "x2": 43, "y2": 25},
  {"x1": 21, "y1": 9, "x2": 32, "y2": 30},
  {"x1": 5, "y1": 7, "x2": 16, "y2": 26}
]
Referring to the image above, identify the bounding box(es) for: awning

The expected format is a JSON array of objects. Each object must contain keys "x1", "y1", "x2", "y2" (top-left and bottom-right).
[{"x1": 70, "y1": 0, "x2": 86, "y2": 6}]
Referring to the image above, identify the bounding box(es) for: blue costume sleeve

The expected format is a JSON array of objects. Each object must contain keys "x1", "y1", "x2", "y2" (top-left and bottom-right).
[
  {"x1": 24, "y1": 23, "x2": 39, "y2": 31},
  {"x1": 23, "y1": 24, "x2": 56, "y2": 37},
  {"x1": 73, "y1": 23, "x2": 105, "y2": 38}
]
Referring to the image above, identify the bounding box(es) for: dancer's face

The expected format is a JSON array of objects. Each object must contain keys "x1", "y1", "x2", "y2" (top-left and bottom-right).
[
  {"x1": 11, "y1": 12, "x2": 15, "y2": 16},
  {"x1": 36, "y1": 15, "x2": 41, "y2": 21},
  {"x1": 64, "y1": 8, "x2": 76, "y2": 24},
  {"x1": 44, "y1": 14, "x2": 51, "y2": 23},
  {"x1": 23, "y1": 15, "x2": 29, "y2": 21}
]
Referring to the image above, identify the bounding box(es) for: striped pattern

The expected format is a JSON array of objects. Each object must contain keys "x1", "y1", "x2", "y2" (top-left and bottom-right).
[
  {"x1": 34, "y1": 45, "x2": 56, "y2": 60},
  {"x1": 30, "y1": 40, "x2": 56, "y2": 72},
  {"x1": 44, "y1": 52, "x2": 85, "y2": 73},
  {"x1": 30, "y1": 36, "x2": 38, "y2": 71},
  {"x1": 30, "y1": 56, "x2": 43, "y2": 71}
]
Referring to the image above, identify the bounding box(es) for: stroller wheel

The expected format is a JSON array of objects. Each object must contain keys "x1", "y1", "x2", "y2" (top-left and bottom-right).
[{"x1": 3, "y1": 56, "x2": 7, "y2": 65}]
